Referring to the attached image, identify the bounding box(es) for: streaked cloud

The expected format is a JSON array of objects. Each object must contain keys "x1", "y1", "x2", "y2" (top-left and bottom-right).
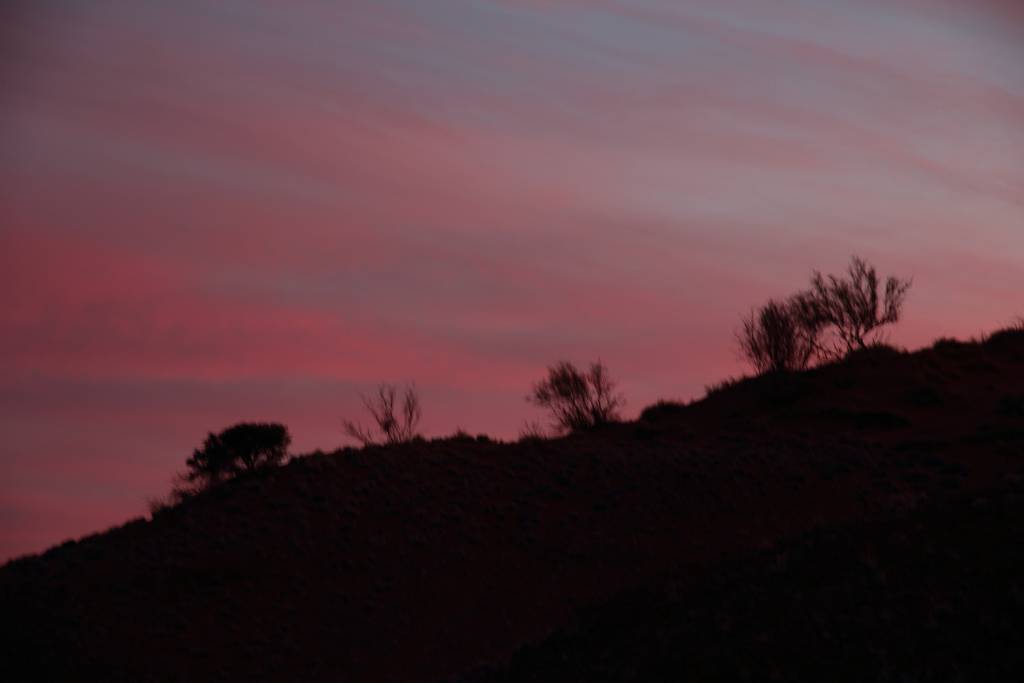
[{"x1": 1, "y1": 0, "x2": 1022, "y2": 559}]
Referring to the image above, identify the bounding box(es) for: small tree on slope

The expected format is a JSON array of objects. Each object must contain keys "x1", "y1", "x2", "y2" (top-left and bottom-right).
[
  {"x1": 184, "y1": 422, "x2": 291, "y2": 489},
  {"x1": 800, "y1": 255, "x2": 911, "y2": 357},
  {"x1": 343, "y1": 383, "x2": 422, "y2": 446},
  {"x1": 529, "y1": 360, "x2": 624, "y2": 434},
  {"x1": 738, "y1": 298, "x2": 819, "y2": 374}
]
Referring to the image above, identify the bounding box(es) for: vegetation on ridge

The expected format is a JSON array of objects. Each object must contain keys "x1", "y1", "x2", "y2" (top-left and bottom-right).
[
  {"x1": 342, "y1": 383, "x2": 423, "y2": 447},
  {"x1": 739, "y1": 255, "x2": 911, "y2": 374},
  {"x1": 3, "y1": 324, "x2": 1023, "y2": 683},
  {"x1": 528, "y1": 360, "x2": 624, "y2": 434}
]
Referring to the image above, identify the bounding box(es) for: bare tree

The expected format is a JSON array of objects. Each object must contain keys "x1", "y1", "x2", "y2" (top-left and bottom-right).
[
  {"x1": 529, "y1": 360, "x2": 624, "y2": 434},
  {"x1": 799, "y1": 256, "x2": 911, "y2": 356},
  {"x1": 343, "y1": 383, "x2": 422, "y2": 446},
  {"x1": 738, "y1": 298, "x2": 819, "y2": 374},
  {"x1": 736, "y1": 256, "x2": 911, "y2": 374}
]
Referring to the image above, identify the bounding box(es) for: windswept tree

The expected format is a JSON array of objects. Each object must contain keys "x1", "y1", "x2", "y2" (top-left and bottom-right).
[
  {"x1": 801, "y1": 255, "x2": 911, "y2": 356},
  {"x1": 737, "y1": 256, "x2": 912, "y2": 375},
  {"x1": 738, "y1": 298, "x2": 819, "y2": 374},
  {"x1": 183, "y1": 422, "x2": 291, "y2": 489},
  {"x1": 343, "y1": 383, "x2": 422, "y2": 446},
  {"x1": 529, "y1": 360, "x2": 624, "y2": 434}
]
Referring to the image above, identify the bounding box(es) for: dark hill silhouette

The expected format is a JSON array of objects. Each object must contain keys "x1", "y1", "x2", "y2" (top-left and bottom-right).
[
  {"x1": 2, "y1": 330, "x2": 1023, "y2": 682},
  {"x1": 457, "y1": 478, "x2": 1024, "y2": 682}
]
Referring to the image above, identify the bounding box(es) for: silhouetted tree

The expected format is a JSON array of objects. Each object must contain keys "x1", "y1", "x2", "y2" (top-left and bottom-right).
[
  {"x1": 800, "y1": 256, "x2": 911, "y2": 357},
  {"x1": 343, "y1": 383, "x2": 422, "y2": 446},
  {"x1": 738, "y1": 298, "x2": 819, "y2": 374},
  {"x1": 529, "y1": 360, "x2": 624, "y2": 433},
  {"x1": 183, "y1": 422, "x2": 291, "y2": 489},
  {"x1": 737, "y1": 257, "x2": 912, "y2": 374}
]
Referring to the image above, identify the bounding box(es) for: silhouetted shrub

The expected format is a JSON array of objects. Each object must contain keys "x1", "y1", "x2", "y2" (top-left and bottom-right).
[
  {"x1": 518, "y1": 420, "x2": 549, "y2": 442},
  {"x1": 639, "y1": 400, "x2": 687, "y2": 422},
  {"x1": 343, "y1": 383, "x2": 422, "y2": 446},
  {"x1": 736, "y1": 257, "x2": 911, "y2": 374},
  {"x1": 738, "y1": 298, "x2": 818, "y2": 374},
  {"x1": 840, "y1": 342, "x2": 904, "y2": 366},
  {"x1": 146, "y1": 495, "x2": 173, "y2": 518},
  {"x1": 704, "y1": 376, "x2": 745, "y2": 398},
  {"x1": 183, "y1": 422, "x2": 291, "y2": 489},
  {"x1": 149, "y1": 482, "x2": 200, "y2": 516},
  {"x1": 437, "y1": 429, "x2": 492, "y2": 444},
  {"x1": 446, "y1": 429, "x2": 476, "y2": 442},
  {"x1": 529, "y1": 360, "x2": 624, "y2": 433},
  {"x1": 931, "y1": 337, "x2": 965, "y2": 352},
  {"x1": 798, "y1": 255, "x2": 911, "y2": 357},
  {"x1": 985, "y1": 318, "x2": 1024, "y2": 351}
]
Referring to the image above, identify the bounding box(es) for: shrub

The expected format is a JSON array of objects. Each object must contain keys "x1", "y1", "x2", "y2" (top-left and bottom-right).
[
  {"x1": 639, "y1": 400, "x2": 687, "y2": 422},
  {"x1": 704, "y1": 376, "x2": 745, "y2": 398},
  {"x1": 146, "y1": 495, "x2": 173, "y2": 518},
  {"x1": 518, "y1": 420, "x2": 549, "y2": 441},
  {"x1": 343, "y1": 383, "x2": 422, "y2": 446},
  {"x1": 182, "y1": 422, "x2": 291, "y2": 490},
  {"x1": 529, "y1": 360, "x2": 624, "y2": 433},
  {"x1": 447, "y1": 429, "x2": 475, "y2": 442},
  {"x1": 438, "y1": 430, "x2": 493, "y2": 444},
  {"x1": 800, "y1": 255, "x2": 911, "y2": 357},
  {"x1": 986, "y1": 322, "x2": 1024, "y2": 352},
  {"x1": 736, "y1": 256, "x2": 911, "y2": 374},
  {"x1": 738, "y1": 298, "x2": 818, "y2": 374},
  {"x1": 931, "y1": 337, "x2": 964, "y2": 351},
  {"x1": 844, "y1": 342, "x2": 903, "y2": 360}
]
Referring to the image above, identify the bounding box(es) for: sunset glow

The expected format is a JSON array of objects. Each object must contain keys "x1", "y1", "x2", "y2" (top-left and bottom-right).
[{"x1": 2, "y1": 0, "x2": 1022, "y2": 560}]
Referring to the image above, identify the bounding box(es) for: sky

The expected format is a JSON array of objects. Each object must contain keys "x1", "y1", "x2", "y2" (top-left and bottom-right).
[{"x1": 1, "y1": 0, "x2": 1022, "y2": 561}]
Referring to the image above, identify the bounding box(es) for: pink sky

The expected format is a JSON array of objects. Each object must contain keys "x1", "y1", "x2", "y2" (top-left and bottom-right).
[{"x1": 2, "y1": 0, "x2": 1022, "y2": 561}]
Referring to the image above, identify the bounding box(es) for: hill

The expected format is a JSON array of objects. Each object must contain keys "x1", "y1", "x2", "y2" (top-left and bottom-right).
[
  {"x1": 2, "y1": 329, "x2": 1023, "y2": 682},
  {"x1": 458, "y1": 474, "x2": 1024, "y2": 682}
]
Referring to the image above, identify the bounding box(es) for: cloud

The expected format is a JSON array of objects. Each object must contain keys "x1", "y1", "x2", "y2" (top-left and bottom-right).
[{"x1": 1, "y1": 0, "x2": 1022, "y2": 560}]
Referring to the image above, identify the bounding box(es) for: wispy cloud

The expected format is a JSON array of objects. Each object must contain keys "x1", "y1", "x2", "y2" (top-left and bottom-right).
[{"x1": 1, "y1": 0, "x2": 1022, "y2": 559}]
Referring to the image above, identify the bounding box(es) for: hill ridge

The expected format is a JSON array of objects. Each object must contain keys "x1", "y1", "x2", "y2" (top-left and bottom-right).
[{"x1": 2, "y1": 330, "x2": 1022, "y2": 682}]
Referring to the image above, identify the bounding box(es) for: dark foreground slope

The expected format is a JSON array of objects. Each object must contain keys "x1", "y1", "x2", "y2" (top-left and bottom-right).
[
  {"x1": 460, "y1": 478, "x2": 1024, "y2": 683},
  {"x1": 2, "y1": 331, "x2": 1023, "y2": 682}
]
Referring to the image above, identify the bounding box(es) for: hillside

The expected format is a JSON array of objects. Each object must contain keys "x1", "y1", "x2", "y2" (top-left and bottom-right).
[
  {"x1": 2, "y1": 330, "x2": 1023, "y2": 682},
  {"x1": 458, "y1": 477, "x2": 1024, "y2": 682}
]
